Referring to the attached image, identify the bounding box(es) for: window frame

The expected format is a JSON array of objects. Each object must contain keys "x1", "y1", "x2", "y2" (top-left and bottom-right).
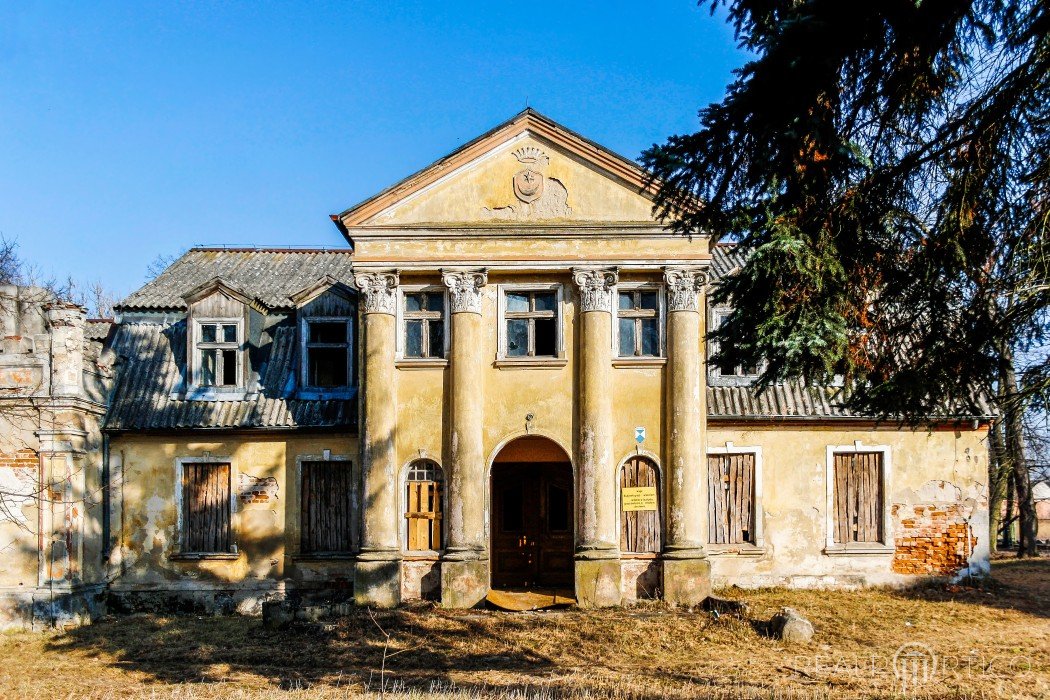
[
  {"x1": 707, "y1": 306, "x2": 762, "y2": 384},
  {"x1": 299, "y1": 316, "x2": 354, "y2": 396},
  {"x1": 496, "y1": 283, "x2": 566, "y2": 367},
  {"x1": 705, "y1": 443, "x2": 765, "y2": 554},
  {"x1": 191, "y1": 317, "x2": 244, "y2": 391},
  {"x1": 613, "y1": 283, "x2": 666, "y2": 360},
  {"x1": 173, "y1": 456, "x2": 237, "y2": 559},
  {"x1": 824, "y1": 442, "x2": 894, "y2": 555},
  {"x1": 403, "y1": 458, "x2": 445, "y2": 554},
  {"x1": 396, "y1": 285, "x2": 450, "y2": 365}
]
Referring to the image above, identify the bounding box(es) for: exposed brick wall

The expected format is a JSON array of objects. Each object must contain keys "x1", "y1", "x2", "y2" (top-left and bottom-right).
[
  {"x1": 892, "y1": 503, "x2": 977, "y2": 575},
  {"x1": 0, "y1": 448, "x2": 38, "y2": 470}
]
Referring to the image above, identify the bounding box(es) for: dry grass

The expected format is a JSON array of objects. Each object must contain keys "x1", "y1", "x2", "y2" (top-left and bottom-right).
[{"x1": 0, "y1": 559, "x2": 1047, "y2": 699}]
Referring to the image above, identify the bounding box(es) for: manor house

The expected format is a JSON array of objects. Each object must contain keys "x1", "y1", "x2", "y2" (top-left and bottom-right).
[{"x1": 0, "y1": 110, "x2": 991, "y2": 622}]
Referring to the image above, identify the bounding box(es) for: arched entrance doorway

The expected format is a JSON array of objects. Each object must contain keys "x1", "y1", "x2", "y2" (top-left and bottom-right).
[{"x1": 490, "y1": 436, "x2": 574, "y2": 591}]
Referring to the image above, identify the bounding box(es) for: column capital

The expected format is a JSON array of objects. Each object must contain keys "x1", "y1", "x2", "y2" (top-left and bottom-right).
[
  {"x1": 572, "y1": 267, "x2": 619, "y2": 313},
  {"x1": 663, "y1": 266, "x2": 710, "y2": 312},
  {"x1": 441, "y1": 268, "x2": 488, "y2": 314},
  {"x1": 354, "y1": 270, "x2": 399, "y2": 315}
]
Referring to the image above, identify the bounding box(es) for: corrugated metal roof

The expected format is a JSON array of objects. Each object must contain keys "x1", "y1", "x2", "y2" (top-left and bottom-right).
[
  {"x1": 117, "y1": 249, "x2": 356, "y2": 311},
  {"x1": 104, "y1": 321, "x2": 355, "y2": 431},
  {"x1": 711, "y1": 243, "x2": 746, "y2": 280},
  {"x1": 85, "y1": 319, "x2": 115, "y2": 341}
]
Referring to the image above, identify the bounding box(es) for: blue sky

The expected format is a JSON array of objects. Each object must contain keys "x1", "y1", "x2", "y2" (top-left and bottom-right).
[{"x1": 0, "y1": 2, "x2": 745, "y2": 301}]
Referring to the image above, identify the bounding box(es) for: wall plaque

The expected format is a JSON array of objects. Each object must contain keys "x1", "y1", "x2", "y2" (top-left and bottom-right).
[{"x1": 622, "y1": 486, "x2": 658, "y2": 512}]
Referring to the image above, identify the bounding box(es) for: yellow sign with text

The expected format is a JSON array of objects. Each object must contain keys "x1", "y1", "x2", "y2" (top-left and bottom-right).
[{"x1": 621, "y1": 486, "x2": 658, "y2": 512}]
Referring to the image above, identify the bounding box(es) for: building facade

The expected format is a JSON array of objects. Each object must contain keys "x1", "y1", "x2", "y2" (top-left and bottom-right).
[{"x1": 1, "y1": 111, "x2": 993, "y2": 622}]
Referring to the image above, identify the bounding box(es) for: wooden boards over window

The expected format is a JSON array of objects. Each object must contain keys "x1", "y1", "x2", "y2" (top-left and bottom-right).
[
  {"x1": 708, "y1": 453, "x2": 756, "y2": 545},
  {"x1": 182, "y1": 462, "x2": 232, "y2": 553},
  {"x1": 301, "y1": 460, "x2": 354, "y2": 554},
  {"x1": 620, "y1": 456, "x2": 661, "y2": 553},
  {"x1": 406, "y1": 459, "x2": 443, "y2": 551},
  {"x1": 832, "y1": 452, "x2": 883, "y2": 544}
]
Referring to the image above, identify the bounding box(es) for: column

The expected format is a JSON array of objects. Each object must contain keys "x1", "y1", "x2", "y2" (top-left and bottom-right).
[
  {"x1": 352, "y1": 270, "x2": 402, "y2": 607},
  {"x1": 439, "y1": 268, "x2": 490, "y2": 608},
  {"x1": 662, "y1": 266, "x2": 712, "y2": 605},
  {"x1": 571, "y1": 267, "x2": 622, "y2": 607}
]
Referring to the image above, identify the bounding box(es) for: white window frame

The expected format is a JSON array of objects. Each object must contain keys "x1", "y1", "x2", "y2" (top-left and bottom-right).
[
  {"x1": 401, "y1": 458, "x2": 446, "y2": 555},
  {"x1": 173, "y1": 456, "x2": 238, "y2": 558},
  {"x1": 824, "y1": 442, "x2": 894, "y2": 555},
  {"x1": 191, "y1": 317, "x2": 244, "y2": 391},
  {"x1": 612, "y1": 282, "x2": 666, "y2": 361},
  {"x1": 706, "y1": 443, "x2": 765, "y2": 554},
  {"x1": 299, "y1": 316, "x2": 354, "y2": 397},
  {"x1": 496, "y1": 283, "x2": 566, "y2": 367},
  {"x1": 708, "y1": 306, "x2": 762, "y2": 384},
  {"x1": 395, "y1": 285, "x2": 451, "y2": 365}
]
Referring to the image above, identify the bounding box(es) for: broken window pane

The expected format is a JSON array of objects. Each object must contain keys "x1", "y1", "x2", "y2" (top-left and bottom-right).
[
  {"x1": 641, "y1": 318, "x2": 659, "y2": 356},
  {"x1": 640, "y1": 291, "x2": 658, "y2": 310},
  {"x1": 506, "y1": 293, "x2": 529, "y2": 312},
  {"x1": 201, "y1": 324, "x2": 216, "y2": 343},
  {"x1": 222, "y1": 324, "x2": 237, "y2": 343},
  {"x1": 309, "y1": 346, "x2": 348, "y2": 387},
  {"x1": 427, "y1": 319, "x2": 444, "y2": 357},
  {"x1": 618, "y1": 292, "x2": 633, "y2": 310},
  {"x1": 426, "y1": 293, "x2": 444, "y2": 313},
  {"x1": 405, "y1": 293, "x2": 423, "y2": 312},
  {"x1": 547, "y1": 484, "x2": 569, "y2": 532},
  {"x1": 200, "y1": 349, "x2": 217, "y2": 386},
  {"x1": 506, "y1": 319, "x2": 528, "y2": 356},
  {"x1": 534, "y1": 292, "x2": 557, "y2": 312},
  {"x1": 405, "y1": 320, "x2": 423, "y2": 357},
  {"x1": 310, "y1": 321, "x2": 347, "y2": 344},
  {"x1": 534, "y1": 318, "x2": 556, "y2": 356},
  {"x1": 221, "y1": 349, "x2": 237, "y2": 385},
  {"x1": 619, "y1": 317, "x2": 636, "y2": 356}
]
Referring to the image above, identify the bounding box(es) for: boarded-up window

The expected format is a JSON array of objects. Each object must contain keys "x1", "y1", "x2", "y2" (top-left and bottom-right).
[
  {"x1": 405, "y1": 460, "x2": 443, "y2": 551},
  {"x1": 182, "y1": 462, "x2": 232, "y2": 553},
  {"x1": 300, "y1": 460, "x2": 354, "y2": 553},
  {"x1": 621, "y1": 456, "x2": 661, "y2": 553},
  {"x1": 708, "y1": 453, "x2": 756, "y2": 544},
  {"x1": 833, "y1": 452, "x2": 883, "y2": 544}
]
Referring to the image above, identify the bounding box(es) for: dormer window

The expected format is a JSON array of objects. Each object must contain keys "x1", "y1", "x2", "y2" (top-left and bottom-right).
[
  {"x1": 305, "y1": 319, "x2": 352, "y2": 388},
  {"x1": 195, "y1": 319, "x2": 242, "y2": 388},
  {"x1": 711, "y1": 308, "x2": 760, "y2": 379}
]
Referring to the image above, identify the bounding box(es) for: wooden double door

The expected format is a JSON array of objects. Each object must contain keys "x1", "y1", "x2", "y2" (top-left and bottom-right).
[{"x1": 490, "y1": 462, "x2": 574, "y2": 590}]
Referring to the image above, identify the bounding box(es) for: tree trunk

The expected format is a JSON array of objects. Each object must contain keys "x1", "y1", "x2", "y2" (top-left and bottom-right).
[
  {"x1": 1004, "y1": 471, "x2": 1015, "y2": 548},
  {"x1": 1000, "y1": 352, "x2": 1037, "y2": 557},
  {"x1": 988, "y1": 420, "x2": 1009, "y2": 554}
]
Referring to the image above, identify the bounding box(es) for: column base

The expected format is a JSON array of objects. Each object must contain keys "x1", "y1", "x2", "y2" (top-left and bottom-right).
[
  {"x1": 662, "y1": 557, "x2": 711, "y2": 607},
  {"x1": 574, "y1": 558, "x2": 622, "y2": 608},
  {"x1": 440, "y1": 558, "x2": 489, "y2": 609},
  {"x1": 354, "y1": 556, "x2": 402, "y2": 608}
]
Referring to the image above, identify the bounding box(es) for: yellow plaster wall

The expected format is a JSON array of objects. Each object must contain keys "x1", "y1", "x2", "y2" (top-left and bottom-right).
[
  {"x1": 704, "y1": 425, "x2": 990, "y2": 587},
  {"x1": 365, "y1": 135, "x2": 657, "y2": 226},
  {"x1": 109, "y1": 433, "x2": 357, "y2": 589}
]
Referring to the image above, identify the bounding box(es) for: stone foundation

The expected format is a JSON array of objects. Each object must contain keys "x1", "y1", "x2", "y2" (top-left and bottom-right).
[
  {"x1": 662, "y1": 557, "x2": 711, "y2": 606},
  {"x1": 574, "y1": 558, "x2": 621, "y2": 607},
  {"x1": 354, "y1": 559, "x2": 401, "y2": 607},
  {"x1": 441, "y1": 559, "x2": 488, "y2": 608},
  {"x1": 0, "y1": 584, "x2": 106, "y2": 630},
  {"x1": 620, "y1": 558, "x2": 662, "y2": 602}
]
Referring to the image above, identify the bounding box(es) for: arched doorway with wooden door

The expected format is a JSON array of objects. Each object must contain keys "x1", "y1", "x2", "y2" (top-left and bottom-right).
[{"x1": 489, "y1": 435, "x2": 574, "y2": 592}]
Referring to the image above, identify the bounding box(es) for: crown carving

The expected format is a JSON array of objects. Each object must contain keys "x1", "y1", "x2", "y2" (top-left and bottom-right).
[{"x1": 512, "y1": 147, "x2": 549, "y2": 166}]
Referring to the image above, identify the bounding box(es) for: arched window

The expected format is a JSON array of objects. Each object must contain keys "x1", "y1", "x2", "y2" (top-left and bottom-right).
[
  {"x1": 621, "y1": 456, "x2": 661, "y2": 553},
  {"x1": 405, "y1": 460, "x2": 443, "y2": 551}
]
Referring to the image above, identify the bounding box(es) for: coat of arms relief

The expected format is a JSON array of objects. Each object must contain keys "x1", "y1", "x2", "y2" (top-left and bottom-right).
[{"x1": 481, "y1": 146, "x2": 572, "y2": 220}]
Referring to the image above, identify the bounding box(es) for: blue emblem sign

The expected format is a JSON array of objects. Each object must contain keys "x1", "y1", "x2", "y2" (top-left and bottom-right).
[{"x1": 635, "y1": 427, "x2": 646, "y2": 444}]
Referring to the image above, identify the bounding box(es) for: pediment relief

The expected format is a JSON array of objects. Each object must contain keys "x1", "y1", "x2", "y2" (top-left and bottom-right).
[{"x1": 335, "y1": 110, "x2": 661, "y2": 230}]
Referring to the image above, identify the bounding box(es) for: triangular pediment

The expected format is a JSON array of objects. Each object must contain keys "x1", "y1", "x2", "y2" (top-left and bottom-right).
[{"x1": 334, "y1": 110, "x2": 660, "y2": 230}]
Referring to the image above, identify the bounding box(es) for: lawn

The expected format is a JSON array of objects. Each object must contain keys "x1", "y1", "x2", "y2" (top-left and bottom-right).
[{"x1": 0, "y1": 559, "x2": 1047, "y2": 699}]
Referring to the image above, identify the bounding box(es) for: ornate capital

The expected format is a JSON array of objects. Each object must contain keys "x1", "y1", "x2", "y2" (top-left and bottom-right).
[
  {"x1": 572, "y1": 267, "x2": 619, "y2": 313},
  {"x1": 354, "y1": 271, "x2": 399, "y2": 315},
  {"x1": 441, "y1": 269, "x2": 488, "y2": 314},
  {"x1": 663, "y1": 267, "x2": 709, "y2": 312}
]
